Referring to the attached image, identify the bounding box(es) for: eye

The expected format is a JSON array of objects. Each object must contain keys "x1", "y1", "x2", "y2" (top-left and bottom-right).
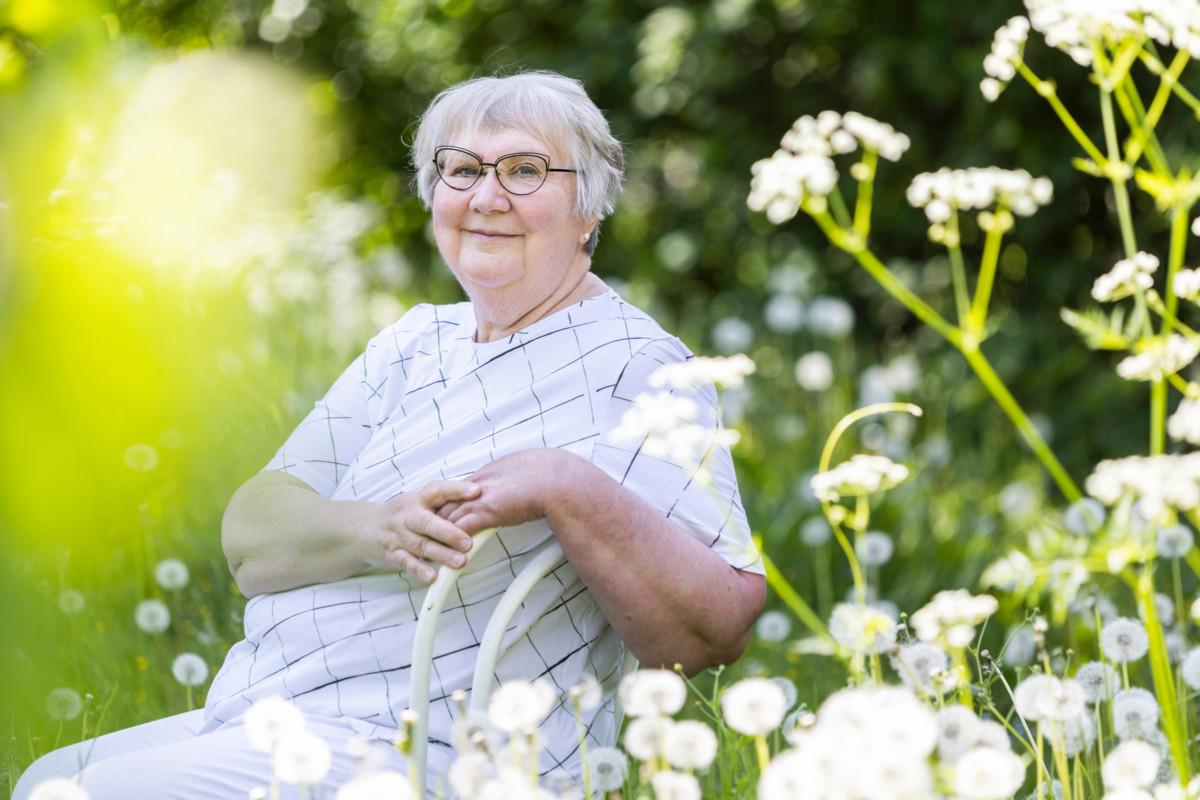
[{"x1": 450, "y1": 163, "x2": 480, "y2": 177}]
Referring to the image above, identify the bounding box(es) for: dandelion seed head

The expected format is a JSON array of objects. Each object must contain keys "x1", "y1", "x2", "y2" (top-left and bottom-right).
[
  {"x1": 57, "y1": 589, "x2": 85, "y2": 616},
  {"x1": 618, "y1": 669, "x2": 686, "y2": 718},
  {"x1": 154, "y1": 558, "x2": 190, "y2": 590},
  {"x1": 794, "y1": 351, "x2": 834, "y2": 392},
  {"x1": 171, "y1": 652, "x2": 209, "y2": 687},
  {"x1": 952, "y1": 746, "x2": 1026, "y2": 800},
  {"x1": 800, "y1": 516, "x2": 831, "y2": 546},
  {"x1": 712, "y1": 317, "x2": 754, "y2": 353},
  {"x1": 447, "y1": 752, "x2": 492, "y2": 798},
  {"x1": 28, "y1": 778, "x2": 91, "y2": 800},
  {"x1": 272, "y1": 730, "x2": 331, "y2": 785},
  {"x1": 936, "y1": 705, "x2": 980, "y2": 763},
  {"x1": 46, "y1": 688, "x2": 82, "y2": 721},
  {"x1": 1075, "y1": 661, "x2": 1120, "y2": 703},
  {"x1": 586, "y1": 746, "x2": 628, "y2": 791},
  {"x1": 755, "y1": 609, "x2": 792, "y2": 642},
  {"x1": 891, "y1": 642, "x2": 950, "y2": 695},
  {"x1": 662, "y1": 719, "x2": 718, "y2": 771},
  {"x1": 1156, "y1": 524, "x2": 1194, "y2": 558},
  {"x1": 1181, "y1": 647, "x2": 1200, "y2": 690},
  {"x1": 623, "y1": 714, "x2": 671, "y2": 762},
  {"x1": 1102, "y1": 617, "x2": 1151, "y2": 663},
  {"x1": 487, "y1": 678, "x2": 557, "y2": 734},
  {"x1": 855, "y1": 530, "x2": 894, "y2": 567},
  {"x1": 335, "y1": 771, "x2": 411, "y2": 800},
  {"x1": 1112, "y1": 687, "x2": 1161, "y2": 740},
  {"x1": 244, "y1": 695, "x2": 306, "y2": 752},
  {"x1": 829, "y1": 603, "x2": 896, "y2": 654},
  {"x1": 806, "y1": 296, "x2": 855, "y2": 337},
  {"x1": 1064, "y1": 497, "x2": 1107, "y2": 534},
  {"x1": 134, "y1": 598, "x2": 171, "y2": 634},
  {"x1": 721, "y1": 678, "x2": 788, "y2": 736},
  {"x1": 1103, "y1": 739, "x2": 1161, "y2": 790},
  {"x1": 568, "y1": 673, "x2": 602, "y2": 712}
]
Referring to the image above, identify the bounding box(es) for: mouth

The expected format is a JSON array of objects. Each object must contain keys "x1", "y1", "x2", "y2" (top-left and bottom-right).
[{"x1": 467, "y1": 229, "x2": 519, "y2": 240}]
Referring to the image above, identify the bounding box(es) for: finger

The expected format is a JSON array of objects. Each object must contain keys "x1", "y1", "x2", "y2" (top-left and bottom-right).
[
  {"x1": 420, "y1": 480, "x2": 480, "y2": 508},
  {"x1": 436, "y1": 501, "x2": 462, "y2": 520},
  {"x1": 388, "y1": 549, "x2": 437, "y2": 583},
  {"x1": 408, "y1": 509, "x2": 474, "y2": 553},
  {"x1": 404, "y1": 532, "x2": 468, "y2": 570},
  {"x1": 454, "y1": 512, "x2": 491, "y2": 535}
]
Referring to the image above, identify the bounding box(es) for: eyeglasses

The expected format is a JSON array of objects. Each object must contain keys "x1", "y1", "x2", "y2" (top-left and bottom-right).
[{"x1": 433, "y1": 146, "x2": 578, "y2": 195}]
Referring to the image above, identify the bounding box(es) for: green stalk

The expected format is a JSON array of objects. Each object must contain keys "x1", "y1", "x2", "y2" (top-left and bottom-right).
[
  {"x1": 853, "y1": 149, "x2": 878, "y2": 240},
  {"x1": 951, "y1": 646, "x2": 973, "y2": 712},
  {"x1": 831, "y1": 519, "x2": 867, "y2": 606},
  {"x1": 760, "y1": 549, "x2": 834, "y2": 646},
  {"x1": 968, "y1": 210, "x2": 1007, "y2": 333},
  {"x1": 1017, "y1": 61, "x2": 1108, "y2": 167},
  {"x1": 1137, "y1": 565, "x2": 1193, "y2": 784},
  {"x1": 1124, "y1": 49, "x2": 1189, "y2": 167},
  {"x1": 1100, "y1": 86, "x2": 1139, "y2": 258},
  {"x1": 1139, "y1": 51, "x2": 1200, "y2": 116},
  {"x1": 947, "y1": 210, "x2": 971, "y2": 326},
  {"x1": 1165, "y1": 206, "x2": 1188, "y2": 337}
]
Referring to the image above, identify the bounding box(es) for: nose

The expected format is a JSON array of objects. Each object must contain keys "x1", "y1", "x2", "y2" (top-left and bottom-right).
[{"x1": 468, "y1": 168, "x2": 511, "y2": 213}]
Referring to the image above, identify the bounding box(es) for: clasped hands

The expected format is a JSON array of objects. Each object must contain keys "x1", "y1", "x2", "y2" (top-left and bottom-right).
[{"x1": 358, "y1": 449, "x2": 568, "y2": 583}]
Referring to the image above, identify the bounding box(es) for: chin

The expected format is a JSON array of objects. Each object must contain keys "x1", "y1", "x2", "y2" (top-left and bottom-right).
[{"x1": 456, "y1": 262, "x2": 524, "y2": 291}]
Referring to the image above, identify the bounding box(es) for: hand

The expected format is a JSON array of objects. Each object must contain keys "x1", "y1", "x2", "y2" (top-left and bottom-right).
[
  {"x1": 435, "y1": 450, "x2": 567, "y2": 534},
  {"x1": 361, "y1": 480, "x2": 480, "y2": 582}
]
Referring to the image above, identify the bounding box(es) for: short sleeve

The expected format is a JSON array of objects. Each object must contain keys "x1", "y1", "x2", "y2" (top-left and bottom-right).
[
  {"x1": 263, "y1": 328, "x2": 395, "y2": 498},
  {"x1": 590, "y1": 337, "x2": 765, "y2": 574}
]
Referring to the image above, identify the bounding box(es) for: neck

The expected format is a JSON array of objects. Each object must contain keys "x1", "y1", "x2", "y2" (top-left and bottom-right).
[{"x1": 472, "y1": 268, "x2": 606, "y2": 343}]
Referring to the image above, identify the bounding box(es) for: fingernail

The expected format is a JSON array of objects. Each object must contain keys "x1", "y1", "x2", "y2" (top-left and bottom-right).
[
  {"x1": 467, "y1": 483, "x2": 480, "y2": 494},
  {"x1": 460, "y1": 539, "x2": 472, "y2": 552},
  {"x1": 452, "y1": 555, "x2": 466, "y2": 567}
]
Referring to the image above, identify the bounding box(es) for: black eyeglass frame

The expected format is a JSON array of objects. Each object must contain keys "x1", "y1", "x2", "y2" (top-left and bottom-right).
[{"x1": 432, "y1": 146, "x2": 579, "y2": 195}]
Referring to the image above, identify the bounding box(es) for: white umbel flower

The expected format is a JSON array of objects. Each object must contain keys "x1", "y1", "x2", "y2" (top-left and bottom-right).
[
  {"x1": 721, "y1": 678, "x2": 787, "y2": 736},
  {"x1": 154, "y1": 558, "x2": 190, "y2": 590},
  {"x1": 586, "y1": 746, "x2": 628, "y2": 791},
  {"x1": 1103, "y1": 740, "x2": 1161, "y2": 790},
  {"x1": 1173, "y1": 268, "x2": 1200, "y2": 303},
  {"x1": 28, "y1": 778, "x2": 90, "y2": 800},
  {"x1": 952, "y1": 746, "x2": 1027, "y2": 800},
  {"x1": 1093, "y1": 252, "x2": 1159, "y2": 302},
  {"x1": 980, "y1": 16, "x2": 1031, "y2": 101},
  {"x1": 649, "y1": 354, "x2": 756, "y2": 391},
  {"x1": 171, "y1": 653, "x2": 209, "y2": 686},
  {"x1": 1102, "y1": 618, "x2": 1150, "y2": 663},
  {"x1": 906, "y1": 167, "x2": 1052, "y2": 218},
  {"x1": 829, "y1": 602, "x2": 896, "y2": 654},
  {"x1": 1168, "y1": 398, "x2": 1200, "y2": 446},
  {"x1": 1116, "y1": 335, "x2": 1199, "y2": 382},
  {"x1": 134, "y1": 599, "x2": 171, "y2": 634},
  {"x1": 245, "y1": 695, "x2": 307, "y2": 752},
  {"x1": 810, "y1": 454, "x2": 909, "y2": 502},
  {"x1": 335, "y1": 771, "x2": 411, "y2": 800},
  {"x1": 663, "y1": 719, "x2": 718, "y2": 771},
  {"x1": 618, "y1": 669, "x2": 686, "y2": 718},
  {"x1": 272, "y1": 730, "x2": 332, "y2": 785},
  {"x1": 487, "y1": 679, "x2": 557, "y2": 734},
  {"x1": 1086, "y1": 453, "x2": 1200, "y2": 517},
  {"x1": 910, "y1": 589, "x2": 998, "y2": 647}
]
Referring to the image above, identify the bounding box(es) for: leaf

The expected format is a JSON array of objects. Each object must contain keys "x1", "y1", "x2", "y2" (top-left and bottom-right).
[{"x1": 1060, "y1": 306, "x2": 1131, "y2": 350}]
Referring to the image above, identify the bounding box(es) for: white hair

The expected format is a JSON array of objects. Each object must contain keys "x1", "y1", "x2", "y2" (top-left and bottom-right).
[{"x1": 411, "y1": 70, "x2": 624, "y2": 255}]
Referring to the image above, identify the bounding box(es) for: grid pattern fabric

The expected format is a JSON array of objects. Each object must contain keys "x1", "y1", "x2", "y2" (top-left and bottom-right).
[{"x1": 201, "y1": 288, "x2": 763, "y2": 789}]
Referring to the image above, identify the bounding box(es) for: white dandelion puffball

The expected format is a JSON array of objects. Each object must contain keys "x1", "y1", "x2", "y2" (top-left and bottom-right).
[
  {"x1": 910, "y1": 589, "x2": 998, "y2": 647},
  {"x1": 335, "y1": 771, "x2": 411, "y2": 800},
  {"x1": 171, "y1": 653, "x2": 209, "y2": 686},
  {"x1": 623, "y1": 715, "x2": 671, "y2": 761},
  {"x1": 769, "y1": 677, "x2": 799, "y2": 712},
  {"x1": 586, "y1": 746, "x2": 628, "y2": 791},
  {"x1": 447, "y1": 752, "x2": 492, "y2": 798},
  {"x1": 1103, "y1": 740, "x2": 1161, "y2": 790},
  {"x1": 29, "y1": 778, "x2": 91, "y2": 800},
  {"x1": 755, "y1": 609, "x2": 792, "y2": 642},
  {"x1": 721, "y1": 678, "x2": 787, "y2": 736},
  {"x1": 829, "y1": 602, "x2": 896, "y2": 654},
  {"x1": 154, "y1": 558, "x2": 190, "y2": 590},
  {"x1": 1075, "y1": 661, "x2": 1120, "y2": 704},
  {"x1": 568, "y1": 673, "x2": 602, "y2": 712},
  {"x1": 757, "y1": 748, "x2": 816, "y2": 800},
  {"x1": 806, "y1": 295, "x2": 855, "y2": 337},
  {"x1": 1001, "y1": 626, "x2": 1036, "y2": 667},
  {"x1": 1064, "y1": 497, "x2": 1106, "y2": 534},
  {"x1": 891, "y1": 642, "x2": 949, "y2": 695},
  {"x1": 245, "y1": 695, "x2": 307, "y2": 752},
  {"x1": 795, "y1": 351, "x2": 834, "y2": 391},
  {"x1": 936, "y1": 705, "x2": 980, "y2": 763},
  {"x1": 618, "y1": 669, "x2": 686, "y2": 718},
  {"x1": 46, "y1": 688, "x2": 83, "y2": 721},
  {"x1": 651, "y1": 770, "x2": 701, "y2": 800},
  {"x1": 712, "y1": 317, "x2": 754, "y2": 353},
  {"x1": 855, "y1": 530, "x2": 894, "y2": 566},
  {"x1": 1112, "y1": 688, "x2": 1161, "y2": 740},
  {"x1": 764, "y1": 293, "x2": 806, "y2": 333},
  {"x1": 1182, "y1": 647, "x2": 1200, "y2": 690},
  {"x1": 1033, "y1": 677, "x2": 1086, "y2": 722},
  {"x1": 1102, "y1": 617, "x2": 1150, "y2": 663},
  {"x1": 1013, "y1": 674, "x2": 1053, "y2": 722},
  {"x1": 57, "y1": 589, "x2": 85, "y2": 615},
  {"x1": 134, "y1": 598, "x2": 171, "y2": 634},
  {"x1": 272, "y1": 730, "x2": 332, "y2": 785},
  {"x1": 800, "y1": 516, "x2": 831, "y2": 546},
  {"x1": 953, "y1": 747, "x2": 1026, "y2": 800},
  {"x1": 1157, "y1": 524, "x2": 1194, "y2": 558},
  {"x1": 663, "y1": 720, "x2": 718, "y2": 771},
  {"x1": 487, "y1": 678, "x2": 557, "y2": 733}
]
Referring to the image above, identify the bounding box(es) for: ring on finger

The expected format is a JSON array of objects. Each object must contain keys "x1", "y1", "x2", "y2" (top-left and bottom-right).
[{"x1": 417, "y1": 537, "x2": 429, "y2": 559}]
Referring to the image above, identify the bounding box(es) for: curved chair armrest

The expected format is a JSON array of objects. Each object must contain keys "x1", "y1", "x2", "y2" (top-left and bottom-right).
[{"x1": 409, "y1": 526, "x2": 497, "y2": 797}]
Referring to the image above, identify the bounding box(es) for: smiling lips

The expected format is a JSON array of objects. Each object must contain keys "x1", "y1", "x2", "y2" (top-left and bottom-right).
[{"x1": 467, "y1": 228, "x2": 519, "y2": 239}]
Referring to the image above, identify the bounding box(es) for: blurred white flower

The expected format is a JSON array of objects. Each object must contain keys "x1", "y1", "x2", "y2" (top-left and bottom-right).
[
  {"x1": 488, "y1": 679, "x2": 557, "y2": 734},
  {"x1": 981, "y1": 550, "x2": 1035, "y2": 593},
  {"x1": 794, "y1": 351, "x2": 834, "y2": 391},
  {"x1": 936, "y1": 705, "x2": 980, "y2": 763},
  {"x1": 586, "y1": 746, "x2": 628, "y2": 791},
  {"x1": 154, "y1": 558, "x2": 190, "y2": 591},
  {"x1": 568, "y1": 673, "x2": 602, "y2": 712},
  {"x1": 892, "y1": 642, "x2": 950, "y2": 696},
  {"x1": 980, "y1": 16, "x2": 1030, "y2": 102},
  {"x1": 810, "y1": 454, "x2": 909, "y2": 502},
  {"x1": 721, "y1": 678, "x2": 787, "y2": 736},
  {"x1": 1168, "y1": 398, "x2": 1200, "y2": 445},
  {"x1": 1093, "y1": 252, "x2": 1159, "y2": 302},
  {"x1": 1102, "y1": 618, "x2": 1150, "y2": 663},
  {"x1": 855, "y1": 530, "x2": 894, "y2": 566},
  {"x1": 171, "y1": 653, "x2": 209, "y2": 687},
  {"x1": 619, "y1": 669, "x2": 686, "y2": 718},
  {"x1": 829, "y1": 603, "x2": 896, "y2": 654},
  {"x1": 806, "y1": 296, "x2": 855, "y2": 337},
  {"x1": 1014, "y1": 674, "x2": 1053, "y2": 722},
  {"x1": 46, "y1": 688, "x2": 83, "y2": 721},
  {"x1": 1103, "y1": 740, "x2": 1161, "y2": 790},
  {"x1": 755, "y1": 610, "x2": 792, "y2": 642},
  {"x1": 1064, "y1": 497, "x2": 1106, "y2": 534},
  {"x1": 650, "y1": 355, "x2": 755, "y2": 390},
  {"x1": 651, "y1": 770, "x2": 701, "y2": 800},
  {"x1": 756, "y1": 748, "x2": 813, "y2": 800},
  {"x1": 663, "y1": 719, "x2": 718, "y2": 771},
  {"x1": 769, "y1": 677, "x2": 798, "y2": 712},
  {"x1": 57, "y1": 589, "x2": 85, "y2": 616},
  {"x1": 1033, "y1": 677, "x2": 1086, "y2": 722},
  {"x1": 1112, "y1": 688, "x2": 1161, "y2": 740},
  {"x1": 1174, "y1": 268, "x2": 1200, "y2": 303},
  {"x1": 1116, "y1": 335, "x2": 1199, "y2": 382},
  {"x1": 447, "y1": 752, "x2": 492, "y2": 798},
  {"x1": 623, "y1": 714, "x2": 671, "y2": 761},
  {"x1": 1075, "y1": 661, "x2": 1120, "y2": 704},
  {"x1": 952, "y1": 747, "x2": 1026, "y2": 800},
  {"x1": 335, "y1": 771, "x2": 411, "y2": 800},
  {"x1": 1086, "y1": 453, "x2": 1200, "y2": 518},
  {"x1": 999, "y1": 481, "x2": 1038, "y2": 519},
  {"x1": 910, "y1": 589, "x2": 998, "y2": 647},
  {"x1": 906, "y1": 167, "x2": 1052, "y2": 219},
  {"x1": 610, "y1": 391, "x2": 739, "y2": 468},
  {"x1": 764, "y1": 294, "x2": 806, "y2": 333},
  {"x1": 1182, "y1": 647, "x2": 1200, "y2": 690},
  {"x1": 712, "y1": 317, "x2": 754, "y2": 353},
  {"x1": 123, "y1": 443, "x2": 160, "y2": 472},
  {"x1": 800, "y1": 516, "x2": 831, "y2": 546},
  {"x1": 1157, "y1": 524, "x2": 1195, "y2": 559},
  {"x1": 134, "y1": 599, "x2": 171, "y2": 634},
  {"x1": 245, "y1": 696, "x2": 306, "y2": 752},
  {"x1": 272, "y1": 730, "x2": 331, "y2": 785},
  {"x1": 28, "y1": 778, "x2": 90, "y2": 800}
]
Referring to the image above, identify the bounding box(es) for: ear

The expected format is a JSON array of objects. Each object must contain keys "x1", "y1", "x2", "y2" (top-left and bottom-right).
[{"x1": 579, "y1": 218, "x2": 599, "y2": 246}]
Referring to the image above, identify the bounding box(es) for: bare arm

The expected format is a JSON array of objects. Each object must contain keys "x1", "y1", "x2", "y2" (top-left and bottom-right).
[
  {"x1": 223, "y1": 470, "x2": 479, "y2": 598},
  {"x1": 441, "y1": 450, "x2": 766, "y2": 676}
]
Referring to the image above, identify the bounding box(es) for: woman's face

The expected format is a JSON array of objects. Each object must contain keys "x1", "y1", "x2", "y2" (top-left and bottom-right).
[{"x1": 431, "y1": 127, "x2": 594, "y2": 304}]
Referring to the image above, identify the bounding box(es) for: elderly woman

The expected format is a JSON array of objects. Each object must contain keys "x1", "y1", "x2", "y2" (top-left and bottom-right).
[{"x1": 15, "y1": 70, "x2": 764, "y2": 799}]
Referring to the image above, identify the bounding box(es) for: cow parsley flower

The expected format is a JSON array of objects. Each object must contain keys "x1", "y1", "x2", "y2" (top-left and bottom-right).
[
  {"x1": 1112, "y1": 688, "x2": 1161, "y2": 740},
  {"x1": 586, "y1": 746, "x2": 628, "y2": 792},
  {"x1": 46, "y1": 688, "x2": 83, "y2": 721},
  {"x1": 662, "y1": 720, "x2": 718, "y2": 771},
  {"x1": 755, "y1": 610, "x2": 792, "y2": 642},
  {"x1": 272, "y1": 730, "x2": 332, "y2": 785},
  {"x1": 981, "y1": 16, "x2": 1031, "y2": 101},
  {"x1": 154, "y1": 558, "x2": 190, "y2": 590},
  {"x1": 619, "y1": 669, "x2": 686, "y2": 718},
  {"x1": 1075, "y1": 661, "x2": 1120, "y2": 703},
  {"x1": 1025, "y1": 0, "x2": 1143, "y2": 67},
  {"x1": 1174, "y1": 268, "x2": 1200, "y2": 303},
  {"x1": 952, "y1": 747, "x2": 1026, "y2": 800},
  {"x1": 171, "y1": 653, "x2": 209, "y2": 686},
  {"x1": 910, "y1": 589, "x2": 998, "y2": 647},
  {"x1": 1103, "y1": 739, "x2": 1161, "y2": 790},
  {"x1": 1168, "y1": 399, "x2": 1200, "y2": 445},
  {"x1": 906, "y1": 167, "x2": 1052, "y2": 220},
  {"x1": 810, "y1": 454, "x2": 909, "y2": 502},
  {"x1": 649, "y1": 355, "x2": 756, "y2": 391},
  {"x1": 721, "y1": 678, "x2": 787, "y2": 736},
  {"x1": 134, "y1": 599, "x2": 171, "y2": 634},
  {"x1": 488, "y1": 679, "x2": 557, "y2": 734},
  {"x1": 1086, "y1": 453, "x2": 1200, "y2": 518},
  {"x1": 1102, "y1": 618, "x2": 1150, "y2": 663},
  {"x1": 1093, "y1": 252, "x2": 1159, "y2": 302},
  {"x1": 1116, "y1": 335, "x2": 1199, "y2": 382},
  {"x1": 829, "y1": 602, "x2": 897, "y2": 654}
]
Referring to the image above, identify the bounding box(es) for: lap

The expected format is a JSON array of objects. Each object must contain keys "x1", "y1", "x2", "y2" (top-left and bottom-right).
[{"x1": 13, "y1": 711, "x2": 406, "y2": 800}]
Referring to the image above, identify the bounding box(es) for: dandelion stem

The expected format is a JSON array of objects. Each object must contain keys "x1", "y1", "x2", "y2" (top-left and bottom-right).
[{"x1": 753, "y1": 734, "x2": 770, "y2": 771}]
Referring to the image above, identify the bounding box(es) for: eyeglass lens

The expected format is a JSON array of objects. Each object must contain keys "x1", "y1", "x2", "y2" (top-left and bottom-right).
[{"x1": 436, "y1": 150, "x2": 549, "y2": 194}]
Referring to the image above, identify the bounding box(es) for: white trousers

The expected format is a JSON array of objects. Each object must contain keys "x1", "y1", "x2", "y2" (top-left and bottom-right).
[{"x1": 12, "y1": 710, "x2": 410, "y2": 800}]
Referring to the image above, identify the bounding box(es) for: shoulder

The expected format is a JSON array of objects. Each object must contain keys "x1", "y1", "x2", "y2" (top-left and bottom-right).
[{"x1": 366, "y1": 301, "x2": 474, "y2": 353}]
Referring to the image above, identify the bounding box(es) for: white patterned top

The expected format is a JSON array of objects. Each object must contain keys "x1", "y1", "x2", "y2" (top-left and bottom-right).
[{"x1": 201, "y1": 288, "x2": 763, "y2": 789}]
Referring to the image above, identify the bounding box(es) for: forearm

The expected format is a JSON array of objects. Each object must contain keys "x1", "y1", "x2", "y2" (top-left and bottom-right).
[
  {"x1": 543, "y1": 453, "x2": 765, "y2": 676},
  {"x1": 222, "y1": 472, "x2": 374, "y2": 597}
]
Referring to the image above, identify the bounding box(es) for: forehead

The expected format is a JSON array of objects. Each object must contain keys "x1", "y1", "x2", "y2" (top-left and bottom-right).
[{"x1": 445, "y1": 125, "x2": 565, "y2": 161}]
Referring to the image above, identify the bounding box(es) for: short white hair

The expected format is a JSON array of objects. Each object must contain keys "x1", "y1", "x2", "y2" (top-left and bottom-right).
[{"x1": 411, "y1": 70, "x2": 624, "y2": 255}]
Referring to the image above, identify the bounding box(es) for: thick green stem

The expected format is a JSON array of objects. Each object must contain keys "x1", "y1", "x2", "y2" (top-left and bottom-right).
[
  {"x1": 1137, "y1": 566, "x2": 1193, "y2": 785},
  {"x1": 969, "y1": 214, "x2": 1006, "y2": 333},
  {"x1": 853, "y1": 149, "x2": 877, "y2": 240},
  {"x1": 1153, "y1": 208, "x2": 1191, "y2": 454}
]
